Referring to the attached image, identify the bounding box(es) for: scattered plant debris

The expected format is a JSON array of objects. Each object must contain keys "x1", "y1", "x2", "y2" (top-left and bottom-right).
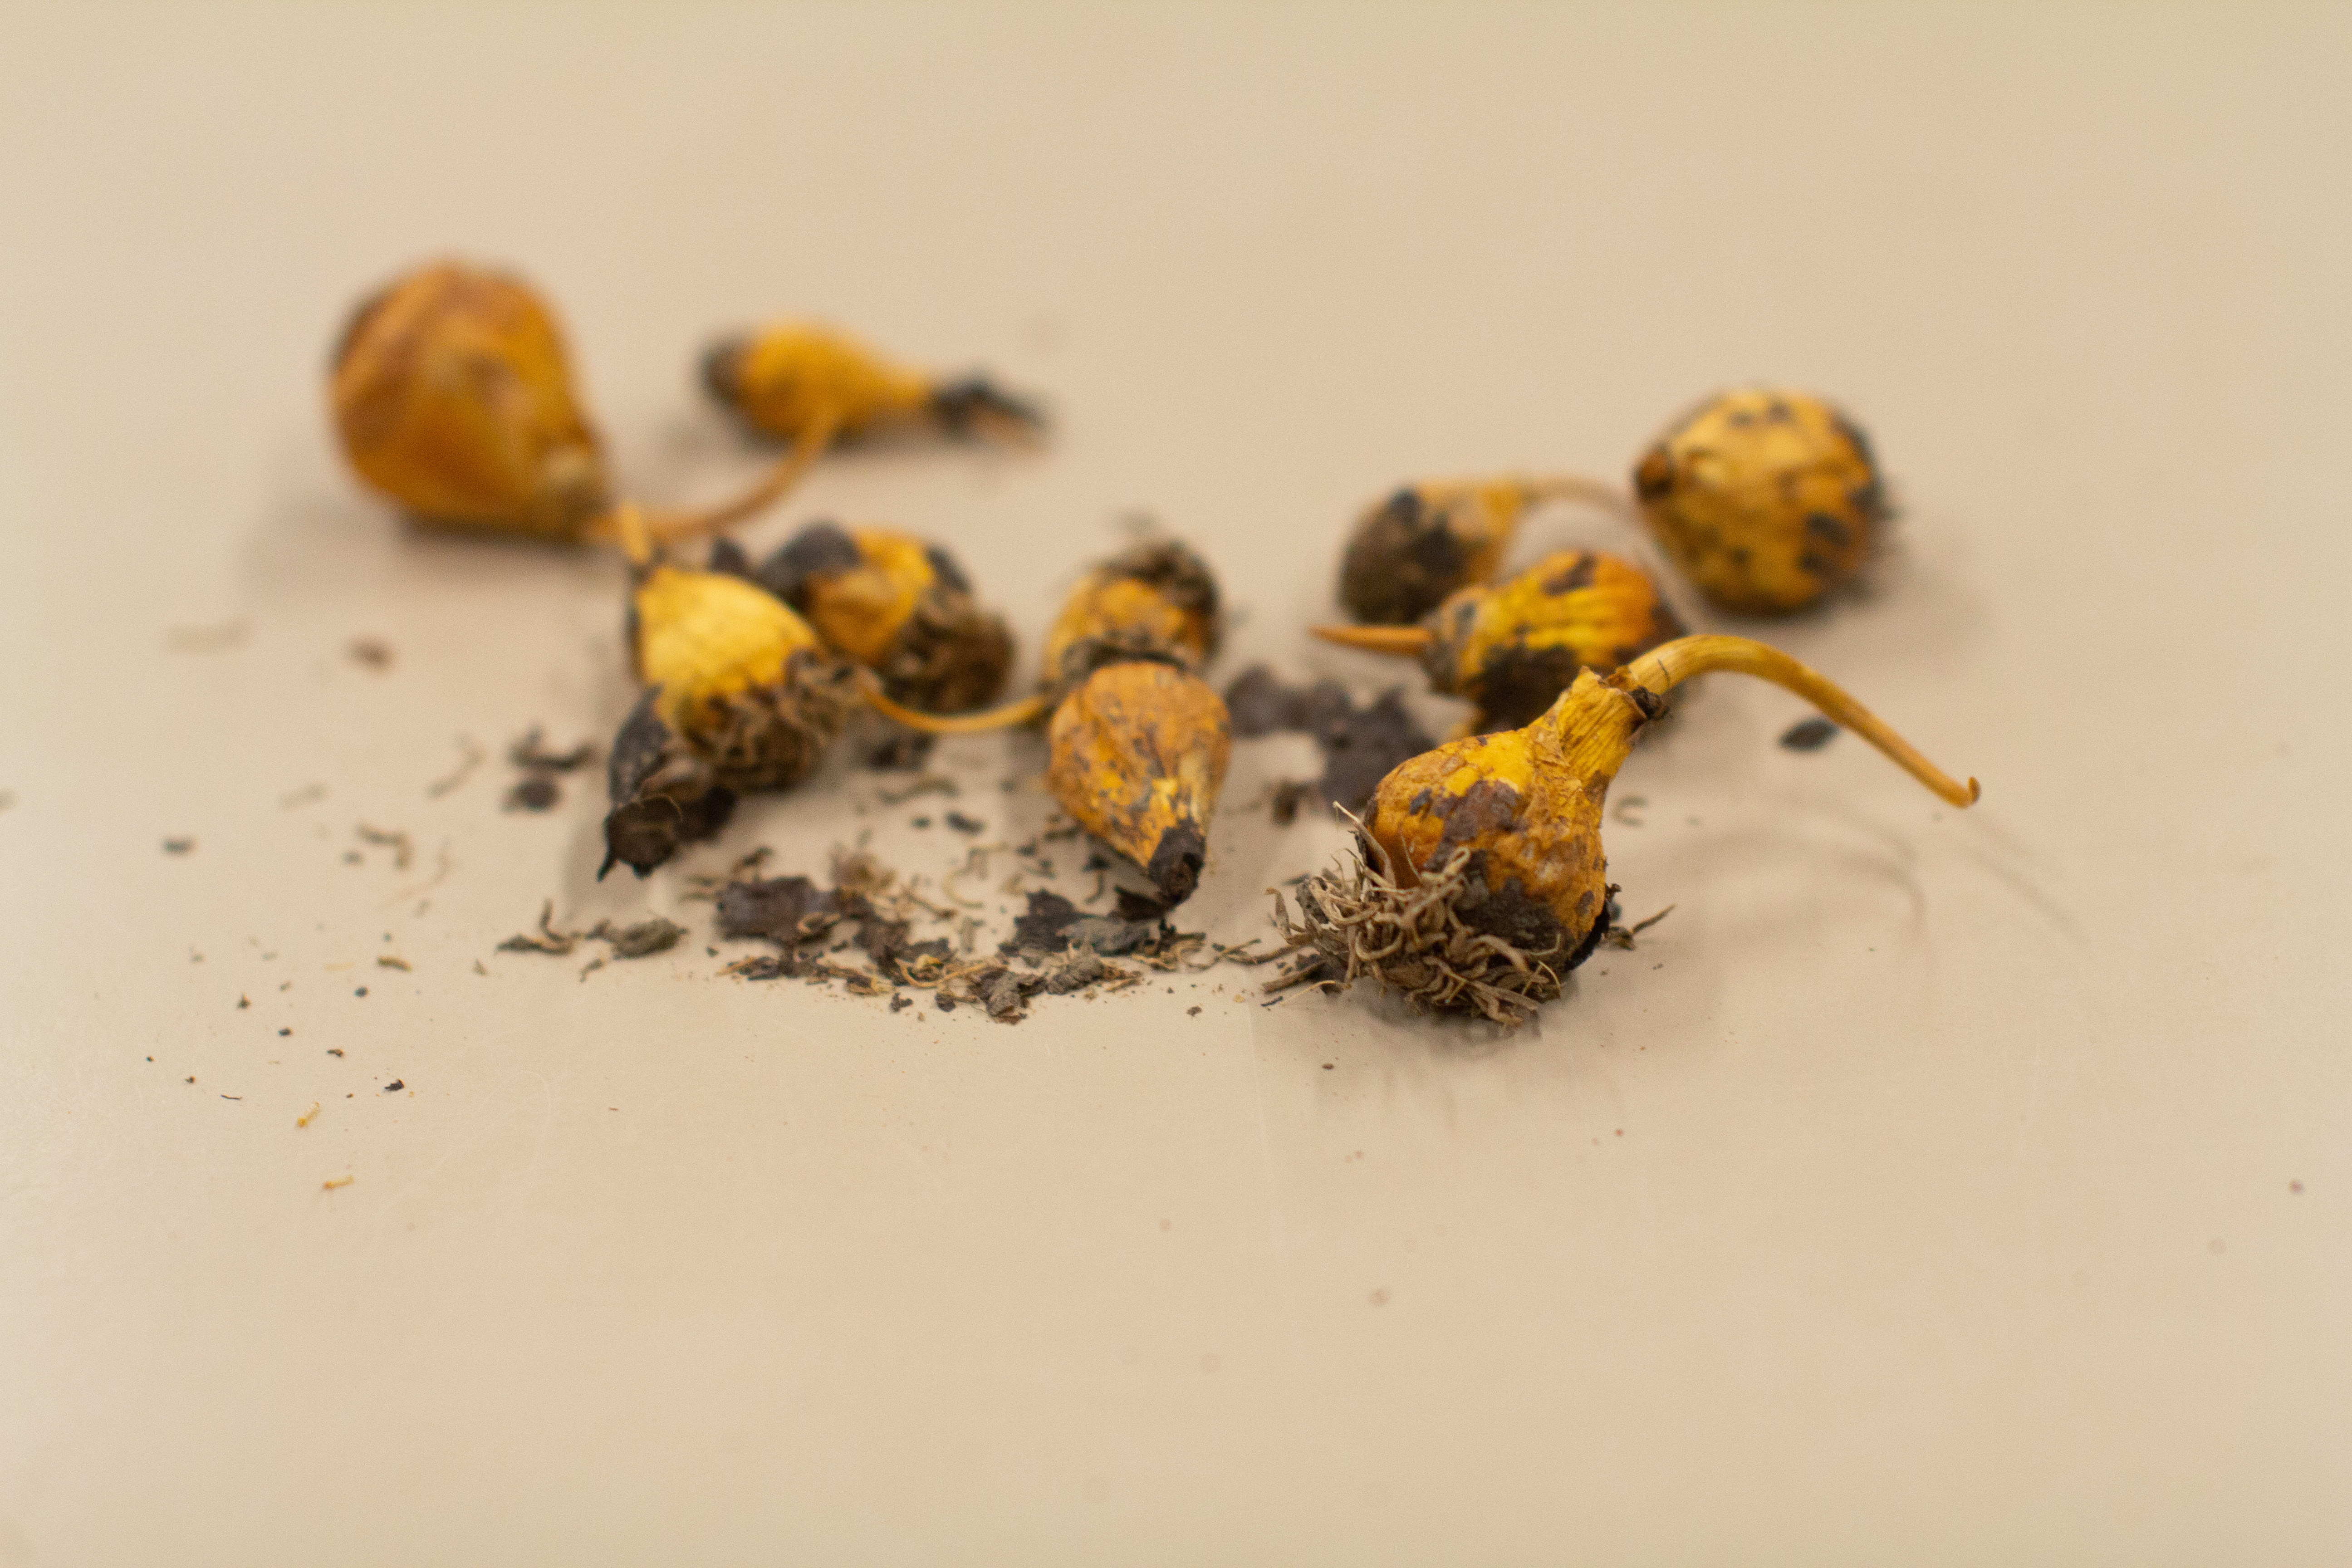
[
  {"x1": 377, "y1": 955, "x2": 411, "y2": 971},
  {"x1": 383, "y1": 1079, "x2": 404, "y2": 1093},
  {"x1": 323, "y1": 1175, "x2": 353, "y2": 1191},
  {"x1": 504, "y1": 727, "x2": 595, "y2": 812},
  {"x1": 298, "y1": 1102, "x2": 320, "y2": 1128},
  {"x1": 590, "y1": 915, "x2": 686, "y2": 959},
  {"x1": 355, "y1": 823, "x2": 413, "y2": 870},
  {"x1": 1600, "y1": 905, "x2": 1677, "y2": 951},
  {"x1": 425, "y1": 735, "x2": 485, "y2": 798},
  {"x1": 162, "y1": 837, "x2": 195, "y2": 855},
  {"x1": 497, "y1": 902, "x2": 686, "y2": 961}
]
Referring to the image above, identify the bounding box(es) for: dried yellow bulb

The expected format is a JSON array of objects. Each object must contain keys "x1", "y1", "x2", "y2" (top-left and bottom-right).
[
  {"x1": 329, "y1": 260, "x2": 609, "y2": 539},
  {"x1": 1045, "y1": 662, "x2": 1232, "y2": 904},
  {"x1": 1312, "y1": 549, "x2": 1683, "y2": 733},
  {"x1": 602, "y1": 519, "x2": 859, "y2": 877},
  {"x1": 1632, "y1": 388, "x2": 1885, "y2": 613},
  {"x1": 703, "y1": 320, "x2": 1044, "y2": 446},
  {"x1": 860, "y1": 537, "x2": 1232, "y2": 906},
  {"x1": 329, "y1": 261, "x2": 841, "y2": 551},
  {"x1": 1039, "y1": 539, "x2": 1220, "y2": 698},
  {"x1": 1275, "y1": 635, "x2": 1977, "y2": 1022},
  {"x1": 734, "y1": 524, "x2": 1015, "y2": 713},
  {"x1": 1336, "y1": 475, "x2": 1635, "y2": 626}
]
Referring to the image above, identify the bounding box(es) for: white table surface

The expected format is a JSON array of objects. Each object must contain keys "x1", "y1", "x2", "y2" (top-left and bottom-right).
[{"x1": 2, "y1": 5, "x2": 2347, "y2": 1563}]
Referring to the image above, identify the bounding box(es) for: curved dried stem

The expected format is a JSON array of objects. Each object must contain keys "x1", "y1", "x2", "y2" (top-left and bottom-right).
[
  {"x1": 860, "y1": 673, "x2": 1050, "y2": 735},
  {"x1": 1310, "y1": 623, "x2": 1433, "y2": 656},
  {"x1": 642, "y1": 403, "x2": 843, "y2": 546},
  {"x1": 1623, "y1": 635, "x2": 1980, "y2": 808}
]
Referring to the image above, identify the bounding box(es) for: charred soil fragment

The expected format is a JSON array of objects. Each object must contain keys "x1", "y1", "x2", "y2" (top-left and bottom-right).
[{"x1": 1219, "y1": 665, "x2": 1435, "y2": 819}]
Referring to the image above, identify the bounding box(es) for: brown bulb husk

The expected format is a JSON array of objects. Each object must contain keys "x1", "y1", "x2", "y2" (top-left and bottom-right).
[
  {"x1": 746, "y1": 524, "x2": 1015, "y2": 713},
  {"x1": 1415, "y1": 550, "x2": 1683, "y2": 731},
  {"x1": 1632, "y1": 387, "x2": 1885, "y2": 614},
  {"x1": 1045, "y1": 662, "x2": 1232, "y2": 904},
  {"x1": 1274, "y1": 636, "x2": 1978, "y2": 1023},
  {"x1": 601, "y1": 564, "x2": 859, "y2": 878},
  {"x1": 702, "y1": 319, "x2": 1043, "y2": 445},
  {"x1": 329, "y1": 261, "x2": 609, "y2": 539},
  {"x1": 1039, "y1": 539, "x2": 1221, "y2": 703}
]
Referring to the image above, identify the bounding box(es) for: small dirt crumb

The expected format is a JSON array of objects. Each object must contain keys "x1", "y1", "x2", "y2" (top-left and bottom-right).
[
  {"x1": 346, "y1": 637, "x2": 394, "y2": 671},
  {"x1": 278, "y1": 1028, "x2": 292, "y2": 1037},
  {"x1": 327, "y1": 1047, "x2": 343, "y2": 1058},
  {"x1": 911, "y1": 816, "x2": 932, "y2": 829},
  {"x1": 162, "y1": 837, "x2": 195, "y2": 855},
  {"x1": 377, "y1": 956, "x2": 411, "y2": 971},
  {"x1": 505, "y1": 774, "x2": 561, "y2": 812},
  {"x1": 353, "y1": 986, "x2": 367, "y2": 997},
  {"x1": 1186, "y1": 1005, "x2": 1201, "y2": 1016},
  {"x1": 382, "y1": 1079, "x2": 404, "y2": 1093},
  {"x1": 944, "y1": 811, "x2": 985, "y2": 835},
  {"x1": 864, "y1": 730, "x2": 935, "y2": 771},
  {"x1": 1269, "y1": 780, "x2": 1314, "y2": 826},
  {"x1": 1779, "y1": 716, "x2": 1839, "y2": 751},
  {"x1": 237, "y1": 994, "x2": 250, "y2": 1009}
]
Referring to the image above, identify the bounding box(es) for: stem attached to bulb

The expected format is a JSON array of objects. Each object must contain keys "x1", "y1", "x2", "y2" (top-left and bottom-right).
[
  {"x1": 1621, "y1": 635, "x2": 1980, "y2": 808},
  {"x1": 859, "y1": 673, "x2": 1049, "y2": 735},
  {"x1": 642, "y1": 404, "x2": 843, "y2": 546},
  {"x1": 1309, "y1": 623, "x2": 1434, "y2": 657},
  {"x1": 607, "y1": 500, "x2": 654, "y2": 568}
]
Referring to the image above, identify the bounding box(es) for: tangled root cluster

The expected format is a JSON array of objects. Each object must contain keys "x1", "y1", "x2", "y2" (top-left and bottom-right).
[{"x1": 1269, "y1": 835, "x2": 1574, "y2": 1026}]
